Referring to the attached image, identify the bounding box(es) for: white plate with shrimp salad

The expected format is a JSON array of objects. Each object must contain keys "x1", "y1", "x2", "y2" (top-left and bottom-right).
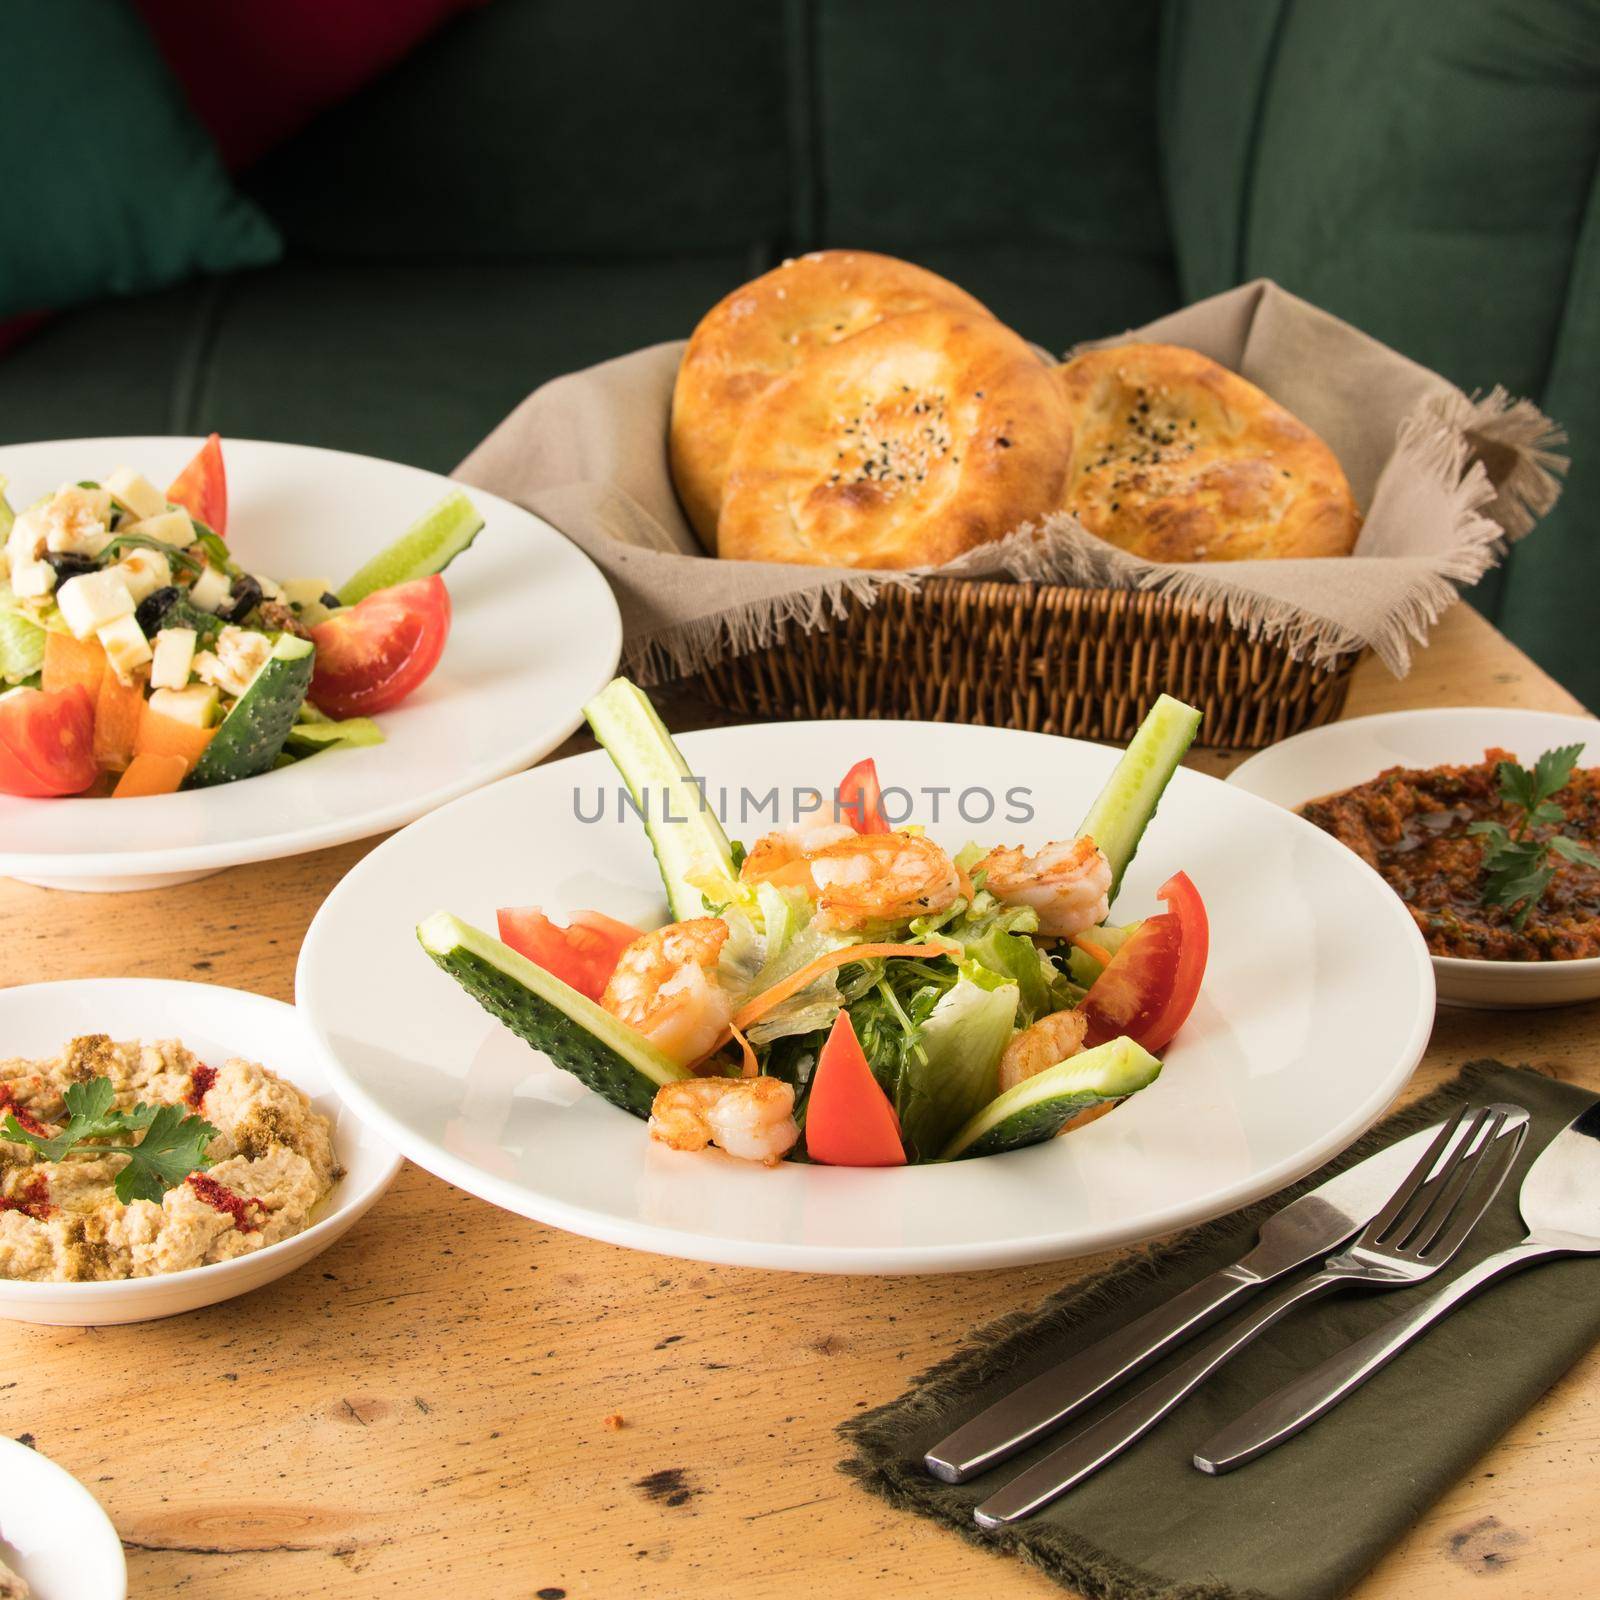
[
  {"x1": 295, "y1": 681, "x2": 1436, "y2": 1274},
  {"x1": 0, "y1": 436, "x2": 621, "y2": 890}
]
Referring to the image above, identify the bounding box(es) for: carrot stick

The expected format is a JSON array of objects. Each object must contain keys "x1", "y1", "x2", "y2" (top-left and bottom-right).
[
  {"x1": 1073, "y1": 933, "x2": 1114, "y2": 967},
  {"x1": 727, "y1": 1022, "x2": 759, "y2": 1078},
  {"x1": 731, "y1": 940, "x2": 958, "y2": 1032}
]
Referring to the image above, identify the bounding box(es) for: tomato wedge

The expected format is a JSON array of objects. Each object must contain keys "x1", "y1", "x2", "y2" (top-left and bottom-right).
[
  {"x1": 166, "y1": 432, "x2": 227, "y2": 537},
  {"x1": 497, "y1": 907, "x2": 643, "y2": 1002},
  {"x1": 837, "y1": 756, "x2": 891, "y2": 834},
  {"x1": 803, "y1": 1011, "x2": 906, "y2": 1166},
  {"x1": 1079, "y1": 871, "x2": 1209, "y2": 1053},
  {"x1": 309, "y1": 576, "x2": 451, "y2": 718},
  {"x1": 0, "y1": 685, "x2": 98, "y2": 797}
]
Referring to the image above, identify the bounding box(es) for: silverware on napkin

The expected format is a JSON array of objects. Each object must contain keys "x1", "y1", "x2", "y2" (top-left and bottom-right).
[
  {"x1": 926, "y1": 1109, "x2": 1505, "y2": 1485},
  {"x1": 972, "y1": 1102, "x2": 1528, "y2": 1528},
  {"x1": 1194, "y1": 1097, "x2": 1600, "y2": 1475}
]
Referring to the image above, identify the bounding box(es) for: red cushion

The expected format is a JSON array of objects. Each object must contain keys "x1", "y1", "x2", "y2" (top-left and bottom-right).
[{"x1": 135, "y1": 0, "x2": 482, "y2": 169}]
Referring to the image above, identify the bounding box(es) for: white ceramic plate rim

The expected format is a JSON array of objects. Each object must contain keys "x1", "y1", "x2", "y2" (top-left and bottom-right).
[
  {"x1": 0, "y1": 436, "x2": 622, "y2": 879},
  {"x1": 296, "y1": 724, "x2": 1437, "y2": 1274},
  {"x1": 0, "y1": 1436, "x2": 126, "y2": 1600},
  {"x1": 1229, "y1": 707, "x2": 1600, "y2": 983},
  {"x1": 0, "y1": 978, "x2": 402, "y2": 1307}
]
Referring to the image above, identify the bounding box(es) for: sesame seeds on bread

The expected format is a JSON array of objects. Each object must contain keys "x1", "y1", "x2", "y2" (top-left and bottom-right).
[
  {"x1": 669, "y1": 251, "x2": 993, "y2": 552},
  {"x1": 716, "y1": 308, "x2": 1073, "y2": 570},
  {"x1": 1055, "y1": 343, "x2": 1362, "y2": 561}
]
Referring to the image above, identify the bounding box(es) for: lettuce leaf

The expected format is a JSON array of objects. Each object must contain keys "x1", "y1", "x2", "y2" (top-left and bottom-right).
[
  {"x1": 0, "y1": 589, "x2": 45, "y2": 685},
  {"x1": 899, "y1": 969, "x2": 1019, "y2": 1158}
]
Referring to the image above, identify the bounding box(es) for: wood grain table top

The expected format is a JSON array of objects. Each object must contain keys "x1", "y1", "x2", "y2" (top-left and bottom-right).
[{"x1": 2, "y1": 603, "x2": 1595, "y2": 1600}]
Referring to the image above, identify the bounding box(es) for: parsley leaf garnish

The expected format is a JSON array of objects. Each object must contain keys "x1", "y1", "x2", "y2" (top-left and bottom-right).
[
  {"x1": 1468, "y1": 744, "x2": 1600, "y2": 928},
  {"x1": 3, "y1": 1077, "x2": 217, "y2": 1204}
]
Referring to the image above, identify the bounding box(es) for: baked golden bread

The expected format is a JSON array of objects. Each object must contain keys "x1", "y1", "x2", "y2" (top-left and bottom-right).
[
  {"x1": 718, "y1": 308, "x2": 1072, "y2": 570},
  {"x1": 1056, "y1": 343, "x2": 1361, "y2": 561},
  {"x1": 670, "y1": 251, "x2": 993, "y2": 551}
]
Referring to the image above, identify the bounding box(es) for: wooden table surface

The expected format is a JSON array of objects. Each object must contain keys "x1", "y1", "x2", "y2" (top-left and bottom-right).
[{"x1": 3, "y1": 603, "x2": 1596, "y2": 1600}]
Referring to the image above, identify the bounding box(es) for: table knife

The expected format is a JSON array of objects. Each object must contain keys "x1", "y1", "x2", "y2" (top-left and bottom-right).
[{"x1": 924, "y1": 1116, "x2": 1464, "y2": 1483}]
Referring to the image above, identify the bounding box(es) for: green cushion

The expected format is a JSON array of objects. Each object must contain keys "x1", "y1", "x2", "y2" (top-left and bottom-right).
[
  {"x1": 1, "y1": 0, "x2": 281, "y2": 320},
  {"x1": 1162, "y1": 0, "x2": 1600, "y2": 704},
  {"x1": 0, "y1": 257, "x2": 754, "y2": 474},
  {"x1": 246, "y1": 0, "x2": 790, "y2": 260},
  {"x1": 895, "y1": 244, "x2": 1177, "y2": 354},
  {"x1": 815, "y1": 1, "x2": 1168, "y2": 258}
]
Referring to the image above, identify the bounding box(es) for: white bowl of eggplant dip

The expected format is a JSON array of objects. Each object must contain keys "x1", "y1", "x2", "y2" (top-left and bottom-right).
[
  {"x1": 1228, "y1": 708, "x2": 1600, "y2": 1009},
  {"x1": 0, "y1": 978, "x2": 400, "y2": 1324}
]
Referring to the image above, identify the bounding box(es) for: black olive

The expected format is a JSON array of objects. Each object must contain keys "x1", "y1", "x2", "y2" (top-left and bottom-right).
[
  {"x1": 319, "y1": 591, "x2": 342, "y2": 610},
  {"x1": 219, "y1": 573, "x2": 262, "y2": 623},
  {"x1": 134, "y1": 585, "x2": 181, "y2": 635},
  {"x1": 43, "y1": 551, "x2": 99, "y2": 584}
]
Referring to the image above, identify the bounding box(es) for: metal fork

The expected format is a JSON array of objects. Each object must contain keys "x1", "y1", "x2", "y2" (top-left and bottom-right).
[{"x1": 973, "y1": 1103, "x2": 1528, "y2": 1528}]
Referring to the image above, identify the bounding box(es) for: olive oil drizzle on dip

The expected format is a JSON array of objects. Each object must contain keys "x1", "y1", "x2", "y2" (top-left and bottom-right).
[{"x1": 1300, "y1": 748, "x2": 1600, "y2": 961}]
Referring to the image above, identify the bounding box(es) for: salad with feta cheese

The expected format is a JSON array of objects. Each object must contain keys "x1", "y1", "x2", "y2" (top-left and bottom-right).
[{"x1": 0, "y1": 435, "x2": 482, "y2": 799}]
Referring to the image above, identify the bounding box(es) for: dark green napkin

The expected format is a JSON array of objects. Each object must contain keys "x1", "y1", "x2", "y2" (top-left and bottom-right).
[{"x1": 840, "y1": 1062, "x2": 1600, "y2": 1600}]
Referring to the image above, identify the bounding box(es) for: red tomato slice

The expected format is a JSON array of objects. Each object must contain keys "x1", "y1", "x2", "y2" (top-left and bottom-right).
[
  {"x1": 0, "y1": 685, "x2": 99, "y2": 797},
  {"x1": 837, "y1": 757, "x2": 891, "y2": 834},
  {"x1": 308, "y1": 576, "x2": 451, "y2": 718},
  {"x1": 1079, "y1": 871, "x2": 1209, "y2": 1053},
  {"x1": 804, "y1": 1011, "x2": 906, "y2": 1166},
  {"x1": 166, "y1": 432, "x2": 228, "y2": 537},
  {"x1": 497, "y1": 907, "x2": 642, "y2": 1002}
]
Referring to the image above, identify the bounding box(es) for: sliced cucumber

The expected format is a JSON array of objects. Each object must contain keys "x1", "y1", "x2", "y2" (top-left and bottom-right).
[
  {"x1": 1076, "y1": 693, "x2": 1201, "y2": 903},
  {"x1": 585, "y1": 677, "x2": 738, "y2": 920},
  {"x1": 337, "y1": 489, "x2": 485, "y2": 605},
  {"x1": 940, "y1": 1036, "x2": 1161, "y2": 1160},
  {"x1": 417, "y1": 912, "x2": 687, "y2": 1117},
  {"x1": 185, "y1": 634, "x2": 314, "y2": 788}
]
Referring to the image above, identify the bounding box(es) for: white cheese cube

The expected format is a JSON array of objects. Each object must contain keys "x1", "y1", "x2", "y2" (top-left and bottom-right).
[
  {"x1": 150, "y1": 626, "x2": 197, "y2": 692},
  {"x1": 10, "y1": 556, "x2": 55, "y2": 599},
  {"x1": 96, "y1": 613, "x2": 152, "y2": 683},
  {"x1": 104, "y1": 467, "x2": 168, "y2": 521},
  {"x1": 126, "y1": 508, "x2": 194, "y2": 549},
  {"x1": 193, "y1": 625, "x2": 271, "y2": 698},
  {"x1": 189, "y1": 564, "x2": 232, "y2": 613},
  {"x1": 53, "y1": 483, "x2": 112, "y2": 527},
  {"x1": 149, "y1": 683, "x2": 218, "y2": 727},
  {"x1": 56, "y1": 569, "x2": 134, "y2": 638},
  {"x1": 114, "y1": 548, "x2": 171, "y2": 606}
]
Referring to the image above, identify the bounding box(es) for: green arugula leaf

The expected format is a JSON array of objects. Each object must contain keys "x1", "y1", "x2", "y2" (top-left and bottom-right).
[{"x1": 4, "y1": 1076, "x2": 215, "y2": 1201}]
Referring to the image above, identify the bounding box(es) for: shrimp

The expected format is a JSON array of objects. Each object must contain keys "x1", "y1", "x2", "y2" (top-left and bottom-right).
[
  {"x1": 742, "y1": 828, "x2": 962, "y2": 931},
  {"x1": 998, "y1": 1008, "x2": 1088, "y2": 1092},
  {"x1": 648, "y1": 1077, "x2": 799, "y2": 1166},
  {"x1": 976, "y1": 836, "x2": 1112, "y2": 937},
  {"x1": 600, "y1": 918, "x2": 734, "y2": 1067}
]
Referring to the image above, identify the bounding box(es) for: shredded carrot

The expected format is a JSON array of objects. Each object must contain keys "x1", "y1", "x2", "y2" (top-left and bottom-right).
[
  {"x1": 956, "y1": 862, "x2": 975, "y2": 901},
  {"x1": 727, "y1": 1021, "x2": 759, "y2": 1078},
  {"x1": 731, "y1": 940, "x2": 959, "y2": 1032},
  {"x1": 1073, "y1": 933, "x2": 1114, "y2": 967}
]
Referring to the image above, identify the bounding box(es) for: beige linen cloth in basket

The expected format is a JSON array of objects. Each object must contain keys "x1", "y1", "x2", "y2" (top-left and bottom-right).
[{"x1": 456, "y1": 279, "x2": 1565, "y2": 685}]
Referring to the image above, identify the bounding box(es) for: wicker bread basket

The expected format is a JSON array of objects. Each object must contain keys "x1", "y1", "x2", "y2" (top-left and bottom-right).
[{"x1": 696, "y1": 579, "x2": 1357, "y2": 746}]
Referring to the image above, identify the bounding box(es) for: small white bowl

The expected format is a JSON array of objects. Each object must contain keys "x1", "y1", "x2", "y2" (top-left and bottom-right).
[
  {"x1": 0, "y1": 979, "x2": 401, "y2": 1325},
  {"x1": 0, "y1": 1436, "x2": 126, "y2": 1599},
  {"x1": 1228, "y1": 707, "x2": 1600, "y2": 1009}
]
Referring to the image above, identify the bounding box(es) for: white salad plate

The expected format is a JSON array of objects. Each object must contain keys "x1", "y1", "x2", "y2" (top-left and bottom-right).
[
  {"x1": 1228, "y1": 707, "x2": 1600, "y2": 1010},
  {"x1": 296, "y1": 719, "x2": 1436, "y2": 1274},
  {"x1": 0, "y1": 978, "x2": 401, "y2": 1325},
  {"x1": 0, "y1": 1436, "x2": 126, "y2": 1600},
  {"x1": 0, "y1": 436, "x2": 622, "y2": 892}
]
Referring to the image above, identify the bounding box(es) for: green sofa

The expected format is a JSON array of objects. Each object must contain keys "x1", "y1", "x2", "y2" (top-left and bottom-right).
[{"x1": 3, "y1": 0, "x2": 1595, "y2": 700}]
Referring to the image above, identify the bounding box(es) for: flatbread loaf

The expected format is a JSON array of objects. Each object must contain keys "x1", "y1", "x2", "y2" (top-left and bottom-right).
[
  {"x1": 1056, "y1": 343, "x2": 1361, "y2": 561},
  {"x1": 670, "y1": 251, "x2": 992, "y2": 551},
  {"x1": 718, "y1": 308, "x2": 1072, "y2": 570}
]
